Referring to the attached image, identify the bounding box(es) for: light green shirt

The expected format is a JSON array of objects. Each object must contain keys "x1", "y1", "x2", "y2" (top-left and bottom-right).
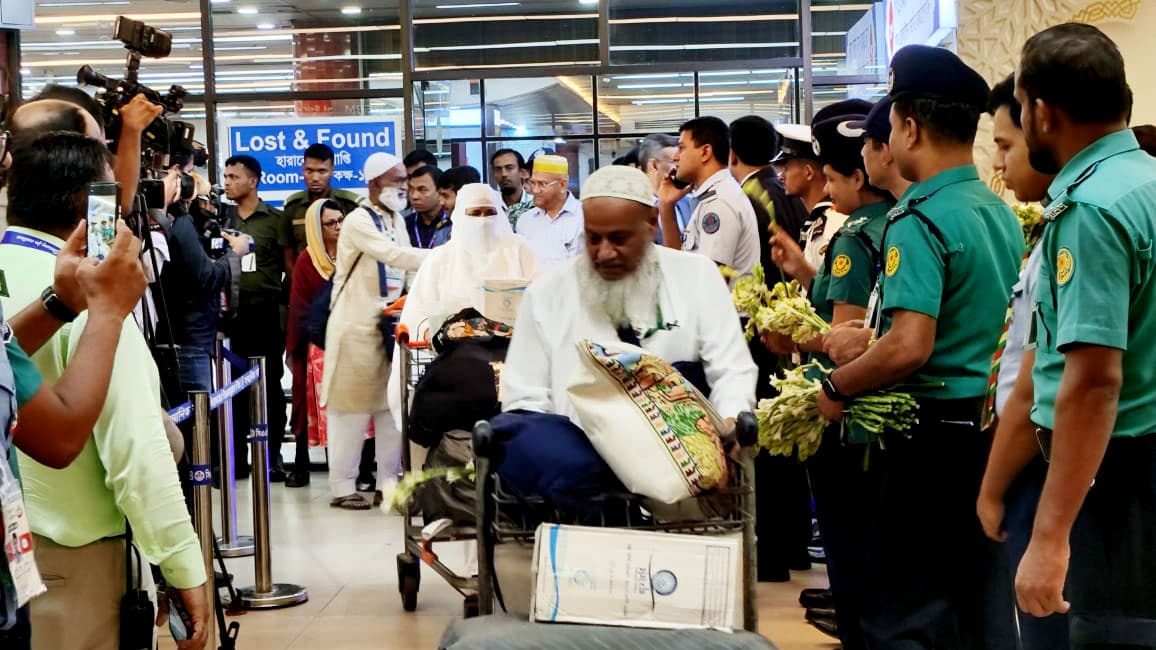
[
  {"x1": 0, "y1": 226, "x2": 205, "y2": 589},
  {"x1": 1031, "y1": 129, "x2": 1156, "y2": 438},
  {"x1": 879, "y1": 165, "x2": 1024, "y2": 400}
]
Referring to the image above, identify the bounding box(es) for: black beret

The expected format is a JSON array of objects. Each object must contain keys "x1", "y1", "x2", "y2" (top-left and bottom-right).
[
  {"x1": 811, "y1": 113, "x2": 869, "y2": 174},
  {"x1": 771, "y1": 123, "x2": 817, "y2": 163},
  {"x1": 847, "y1": 96, "x2": 893, "y2": 143},
  {"x1": 888, "y1": 44, "x2": 990, "y2": 111}
]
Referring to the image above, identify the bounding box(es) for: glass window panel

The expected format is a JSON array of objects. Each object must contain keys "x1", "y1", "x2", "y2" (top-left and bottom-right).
[
  {"x1": 811, "y1": 82, "x2": 888, "y2": 115},
  {"x1": 411, "y1": 80, "x2": 482, "y2": 165},
  {"x1": 484, "y1": 76, "x2": 594, "y2": 138},
  {"x1": 697, "y1": 69, "x2": 796, "y2": 127},
  {"x1": 413, "y1": 0, "x2": 599, "y2": 72},
  {"x1": 597, "y1": 72, "x2": 697, "y2": 135},
  {"x1": 811, "y1": 1, "x2": 886, "y2": 78},
  {"x1": 608, "y1": 0, "x2": 802, "y2": 66},
  {"x1": 211, "y1": 0, "x2": 401, "y2": 95},
  {"x1": 214, "y1": 97, "x2": 405, "y2": 206},
  {"x1": 21, "y1": 7, "x2": 205, "y2": 99}
]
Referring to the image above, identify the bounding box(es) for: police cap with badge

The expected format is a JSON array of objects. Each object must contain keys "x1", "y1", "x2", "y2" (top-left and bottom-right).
[
  {"x1": 887, "y1": 44, "x2": 990, "y2": 111},
  {"x1": 810, "y1": 99, "x2": 872, "y2": 177},
  {"x1": 771, "y1": 123, "x2": 818, "y2": 164}
]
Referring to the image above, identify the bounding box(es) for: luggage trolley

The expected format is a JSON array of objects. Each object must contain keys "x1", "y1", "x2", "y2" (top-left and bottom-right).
[
  {"x1": 470, "y1": 411, "x2": 761, "y2": 632},
  {"x1": 392, "y1": 320, "x2": 483, "y2": 617}
]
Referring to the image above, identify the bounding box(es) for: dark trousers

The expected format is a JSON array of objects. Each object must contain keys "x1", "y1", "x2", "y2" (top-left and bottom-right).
[
  {"x1": 808, "y1": 426, "x2": 871, "y2": 650},
  {"x1": 289, "y1": 352, "x2": 309, "y2": 474},
  {"x1": 1003, "y1": 456, "x2": 1071, "y2": 649},
  {"x1": 230, "y1": 293, "x2": 287, "y2": 475},
  {"x1": 858, "y1": 399, "x2": 1018, "y2": 650},
  {"x1": 749, "y1": 338, "x2": 812, "y2": 582},
  {"x1": 1067, "y1": 434, "x2": 1156, "y2": 649}
]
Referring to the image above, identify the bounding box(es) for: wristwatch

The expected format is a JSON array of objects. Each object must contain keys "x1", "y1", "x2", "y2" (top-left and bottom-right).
[
  {"x1": 822, "y1": 376, "x2": 850, "y2": 402},
  {"x1": 40, "y1": 286, "x2": 78, "y2": 323}
]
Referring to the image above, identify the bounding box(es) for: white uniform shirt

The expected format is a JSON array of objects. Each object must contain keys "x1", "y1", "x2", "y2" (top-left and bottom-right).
[
  {"x1": 514, "y1": 193, "x2": 584, "y2": 271},
  {"x1": 995, "y1": 243, "x2": 1044, "y2": 416},
  {"x1": 802, "y1": 203, "x2": 850, "y2": 272},
  {"x1": 681, "y1": 169, "x2": 760, "y2": 274},
  {"x1": 501, "y1": 246, "x2": 758, "y2": 422}
]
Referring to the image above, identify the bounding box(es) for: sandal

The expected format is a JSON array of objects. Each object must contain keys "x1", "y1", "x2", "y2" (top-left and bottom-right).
[{"x1": 330, "y1": 494, "x2": 372, "y2": 510}]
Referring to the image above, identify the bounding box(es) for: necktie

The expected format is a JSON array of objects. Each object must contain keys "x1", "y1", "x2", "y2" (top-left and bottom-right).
[{"x1": 980, "y1": 221, "x2": 1046, "y2": 430}]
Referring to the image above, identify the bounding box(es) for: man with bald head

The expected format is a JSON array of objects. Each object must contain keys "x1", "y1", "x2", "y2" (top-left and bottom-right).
[
  {"x1": 514, "y1": 154, "x2": 584, "y2": 270},
  {"x1": 502, "y1": 165, "x2": 756, "y2": 425}
]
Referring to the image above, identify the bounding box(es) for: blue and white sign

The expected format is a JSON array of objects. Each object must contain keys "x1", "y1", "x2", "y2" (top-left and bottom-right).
[
  {"x1": 885, "y1": 0, "x2": 958, "y2": 60},
  {"x1": 221, "y1": 116, "x2": 401, "y2": 204}
]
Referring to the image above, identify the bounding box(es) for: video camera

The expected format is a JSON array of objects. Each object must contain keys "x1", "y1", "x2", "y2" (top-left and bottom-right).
[{"x1": 77, "y1": 17, "x2": 195, "y2": 166}]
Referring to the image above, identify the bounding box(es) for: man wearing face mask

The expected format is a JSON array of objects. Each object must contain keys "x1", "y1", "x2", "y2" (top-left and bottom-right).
[
  {"x1": 387, "y1": 184, "x2": 538, "y2": 426},
  {"x1": 322, "y1": 153, "x2": 428, "y2": 509}
]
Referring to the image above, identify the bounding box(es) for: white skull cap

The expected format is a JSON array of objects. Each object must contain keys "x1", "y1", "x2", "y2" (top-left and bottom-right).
[{"x1": 581, "y1": 164, "x2": 655, "y2": 207}]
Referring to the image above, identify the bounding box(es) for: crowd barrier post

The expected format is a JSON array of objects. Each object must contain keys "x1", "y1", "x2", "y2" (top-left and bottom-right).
[
  {"x1": 190, "y1": 392, "x2": 217, "y2": 644},
  {"x1": 215, "y1": 337, "x2": 254, "y2": 558},
  {"x1": 237, "y1": 357, "x2": 309, "y2": 610}
]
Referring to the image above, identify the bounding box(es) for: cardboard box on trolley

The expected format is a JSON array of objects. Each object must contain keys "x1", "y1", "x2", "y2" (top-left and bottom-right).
[{"x1": 529, "y1": 524, "x2": 743, "y2": 632}]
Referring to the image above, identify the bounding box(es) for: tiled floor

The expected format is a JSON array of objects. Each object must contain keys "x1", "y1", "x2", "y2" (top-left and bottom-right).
[{"x1": 160, "y1": 474, "x2": 838, "y2": 650}]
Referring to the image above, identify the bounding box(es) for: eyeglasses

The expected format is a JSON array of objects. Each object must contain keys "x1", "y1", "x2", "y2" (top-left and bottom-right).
[
  {"x1": 528, "y1": 179, "x2": 561, "y2": 190},
  {"x1": 321, "y1": 216, "x2": 344, "y2": 228}
]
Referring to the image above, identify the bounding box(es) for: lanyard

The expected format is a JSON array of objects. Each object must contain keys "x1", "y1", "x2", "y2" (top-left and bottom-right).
[
  {"x1": 411, "y1": 212, "x2": 445, "y2": 249},
  {"x1": 0, "y1": 231, "x2": 60, "y2": 255}
]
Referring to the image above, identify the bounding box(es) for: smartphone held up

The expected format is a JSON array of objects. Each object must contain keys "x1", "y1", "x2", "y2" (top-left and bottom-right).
[{"x1": 86, "y1": 182, "x2": 120, "y2": 260}]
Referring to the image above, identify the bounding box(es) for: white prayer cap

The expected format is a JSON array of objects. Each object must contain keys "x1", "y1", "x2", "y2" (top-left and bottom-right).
[
  {"x1": 363, "y1": 152, "x2": 403, "y2": 183},
  {"x1": 581, "y1": 165, "x2": 655, "y2": 208}
]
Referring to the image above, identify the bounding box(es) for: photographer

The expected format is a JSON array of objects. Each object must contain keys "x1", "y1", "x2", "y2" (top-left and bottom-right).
[
  {"x1": 152, "y1": 153, "x2": 247, "y2": 487},
  {"x1": 25, "y1": 84, "x2": 164, "y2": 210},
  {"x1": 0, "y1": 131, "x2": 207, "y2": 650}
]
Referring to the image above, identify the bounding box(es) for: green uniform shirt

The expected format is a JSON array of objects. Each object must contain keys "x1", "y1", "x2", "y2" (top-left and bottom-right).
[
  {"x1": 807, "y1": 200, "x2": 892, "y2": 372},
  {"x1": 0, "y1": 227, "x2": 206, "y2": 589},
  {"x1": 234, "y1": 200, "x2": 289, "y2": 296},
  {"x1": 1031, "y1": 129, "x2": 1156, "y2": 438},
  {"x1": 5, "y1": 336, "x2": 42, "y2": 479},
  {"x1": 879, "y1": 165, "x2": 1023, "y2": 400},
  {"x1": 282, "y1": 189, "x2": 360, "y2": 255}
]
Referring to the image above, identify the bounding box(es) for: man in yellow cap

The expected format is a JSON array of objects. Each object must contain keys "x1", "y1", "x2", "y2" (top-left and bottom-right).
[{"x1": 514, "y1": 154, "x2": 584, "y2": 270}]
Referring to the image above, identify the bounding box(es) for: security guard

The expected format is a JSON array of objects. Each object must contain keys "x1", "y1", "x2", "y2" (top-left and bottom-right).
[
  {"x1": 798, "y1": 105, "x2": 895, "y2": 650},
  {"x1": 815, "y1": 45, "x2": 1022, "y2": 648},
  {"x1": 1014, "y1": 24, "x2": 1156, "y2": 645},
  {"x1": 771, "y1": 123, "x2": 846, "y2": 273},
  {"x1": 673, "y1": 116, "x2": 760, "y2": 275}
]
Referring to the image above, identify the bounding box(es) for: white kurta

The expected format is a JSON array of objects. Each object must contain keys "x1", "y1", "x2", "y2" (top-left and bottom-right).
[
  {"x1": 386, "y1": 234, "x2": 539, "y2": 428},
  {"x1": 501, "y1": 245, "x2": 758, "y2": 422},
  {"x1": 513, "y1": 193, "x2": 584, "y2": 271},
  {"x1": 322, "y1": 203, "x2": 428, "y2": 413}
]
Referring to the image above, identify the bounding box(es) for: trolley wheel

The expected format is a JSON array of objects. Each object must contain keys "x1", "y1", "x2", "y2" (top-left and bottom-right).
[
  {"x1": 463, "y1": 594, "x2": 480, "y2": 619},
  {"x1": 397, "y1": 553, "x2": 420, "y2": 612}
]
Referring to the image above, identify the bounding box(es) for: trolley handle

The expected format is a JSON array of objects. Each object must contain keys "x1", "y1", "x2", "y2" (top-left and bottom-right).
[
  {"x1": 735, "y1": 411, "x2": 758, "y2": 448},
  {"x1": 473, "y1": 420, "x2": 495, "y2": 460},
  {"x1": 393, "y1": 324, "x2": 431, "y2": 350}
]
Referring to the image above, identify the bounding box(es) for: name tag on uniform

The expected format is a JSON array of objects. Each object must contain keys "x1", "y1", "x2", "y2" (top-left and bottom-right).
[{"x1": 241, "y1": 253, "x2": 256, "y2": 273}]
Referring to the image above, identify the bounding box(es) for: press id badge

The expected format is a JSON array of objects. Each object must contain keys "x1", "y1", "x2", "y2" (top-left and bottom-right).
[
  {"x1": 0, "y1": 462, "x2": 46, "y2": 608},
  {"x1": 240, "y1": 252, "x2": 257, "y2": 273}
]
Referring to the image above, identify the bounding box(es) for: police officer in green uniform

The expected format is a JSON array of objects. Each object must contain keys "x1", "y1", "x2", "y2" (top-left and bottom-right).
[
  {"x1": 815, "y1": 45, "x2": 1022, "y2": 648},
  {"x1": 1012, "y1": 25, "x2": 1156, "y2": 647},
  {"x1": 223, "y1": 155, "x2": 290, "y2": 480},
  {"x1": 282, "y1": 143, "x2": 360, "y2": 256},
  {"x1": 788, "y1": 103, "x2": 894, "y2": 650}
]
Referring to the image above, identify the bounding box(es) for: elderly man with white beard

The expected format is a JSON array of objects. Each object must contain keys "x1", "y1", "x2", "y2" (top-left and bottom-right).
[{"x1": 501, "y1": 164, "x2": 757, "y2": 427}]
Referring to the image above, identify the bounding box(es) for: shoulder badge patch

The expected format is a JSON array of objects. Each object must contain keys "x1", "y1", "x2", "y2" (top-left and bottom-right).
[
  {"x1": 885, "y1": 246, "x2": 901, "y2": 276},
  {"x1": 701, "y1": 212, "x2": 721, "y2": 234},
  {"x1": 1057, "y1": 247, "x2": 1074, "y2": 285},
  {"x1": 832, "y1": 254, "x2": 852, "y2": 278}
]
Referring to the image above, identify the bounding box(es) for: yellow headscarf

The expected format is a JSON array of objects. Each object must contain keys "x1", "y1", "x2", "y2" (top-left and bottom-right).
[{"x1": 305, "y1": 198, "x2": 337, "y2": 280}]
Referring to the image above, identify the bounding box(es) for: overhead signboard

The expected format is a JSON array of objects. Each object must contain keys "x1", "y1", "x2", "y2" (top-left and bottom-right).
[
  {"x1": 845, "y1": 4, "x2": 887, "y2": 76},
  {"x1": 885, "y1": 0, "x2": 958, "y2": 60},
  {"x1": 221, "y1": 116, "x2": 401, "y2": 205}
]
